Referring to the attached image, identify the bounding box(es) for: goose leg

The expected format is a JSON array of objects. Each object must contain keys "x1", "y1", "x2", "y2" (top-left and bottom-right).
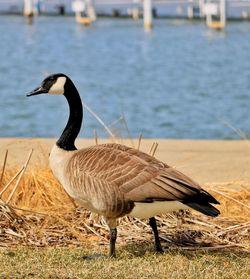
[
  {"x1": 149, "y1": 217, "x2": 164, "y2": 253},
  {"x1": 109, "y1": 228, "x2": 117, "y2": 258}
]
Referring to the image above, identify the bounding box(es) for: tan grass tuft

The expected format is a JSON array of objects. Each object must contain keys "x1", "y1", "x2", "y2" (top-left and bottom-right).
[{"x1": 0, "y1": 158, "x2": 249, "y2": 252}]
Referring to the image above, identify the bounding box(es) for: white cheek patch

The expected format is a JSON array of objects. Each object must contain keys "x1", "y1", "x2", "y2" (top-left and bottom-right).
[{"x1": 48, "y1": 77, "x2": 66, "y2": 94}]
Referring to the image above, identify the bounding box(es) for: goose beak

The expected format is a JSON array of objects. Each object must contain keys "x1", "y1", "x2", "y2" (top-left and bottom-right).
[{"x1": 26, "y1": 86, "x2": 48, "y2": 97}]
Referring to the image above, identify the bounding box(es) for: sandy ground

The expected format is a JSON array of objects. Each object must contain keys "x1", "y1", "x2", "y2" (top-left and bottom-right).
[{"x1": 0, "y1": 138, "x2": 250, "y2": 185}]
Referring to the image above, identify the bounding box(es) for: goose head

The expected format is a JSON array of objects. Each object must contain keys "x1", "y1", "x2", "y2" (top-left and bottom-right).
[
  {"x1": 27, "y1": 73, "x2": 69, "y2": 97},
  {"x1": 27, "y1": 73, "x2": 83, "y2": 151}
]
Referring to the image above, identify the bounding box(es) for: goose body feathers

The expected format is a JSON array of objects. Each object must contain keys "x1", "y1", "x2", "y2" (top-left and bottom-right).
[{"x1": 50, "y1": 142, "x2": 219, "y2": 219}]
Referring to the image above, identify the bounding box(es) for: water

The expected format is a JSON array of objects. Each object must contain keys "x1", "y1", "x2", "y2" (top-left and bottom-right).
[{"x1": 0, "y1": 16, "x2": 250, "y2": 139}]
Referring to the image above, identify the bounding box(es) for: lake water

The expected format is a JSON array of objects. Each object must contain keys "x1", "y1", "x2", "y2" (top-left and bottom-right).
[{"x1": 0, "y1": 16, "x2": 250, "y2": 139}]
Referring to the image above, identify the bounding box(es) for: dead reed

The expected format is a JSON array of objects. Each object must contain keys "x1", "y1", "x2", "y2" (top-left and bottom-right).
[{"x1": 0, "y1": 148, "x2": 249, "y2": 252}]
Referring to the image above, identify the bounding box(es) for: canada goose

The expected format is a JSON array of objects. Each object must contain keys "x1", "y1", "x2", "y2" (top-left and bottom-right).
[{"x1": 27, "y1": 73, "x2": 220, "y2": 257}]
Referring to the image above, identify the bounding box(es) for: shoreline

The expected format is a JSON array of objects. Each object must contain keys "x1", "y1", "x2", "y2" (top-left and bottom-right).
[
  {"x1": 0, "y1": 138, "x2": 250, "y2": 185},
  {"x1": 0, "y1": 13, "x2": 249, "y2": 22}
]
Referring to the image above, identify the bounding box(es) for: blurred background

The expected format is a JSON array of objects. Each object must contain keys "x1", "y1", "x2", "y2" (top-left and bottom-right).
[{"x1": 0, "y1": 0, "x2": 249, "y2": 139}]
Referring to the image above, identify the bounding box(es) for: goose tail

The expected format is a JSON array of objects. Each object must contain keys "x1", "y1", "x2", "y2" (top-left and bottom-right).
[
  {"x1": 183, "y1": 189, "x2": 220, "y2": 217},
  {"x1": 184, "y1": 202, "x2": 220, "y2": 217}
]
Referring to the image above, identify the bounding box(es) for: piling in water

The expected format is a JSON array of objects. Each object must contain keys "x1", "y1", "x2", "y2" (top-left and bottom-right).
[{"x1": 143, "y1": 0, "x2": 153, "y2": 30}]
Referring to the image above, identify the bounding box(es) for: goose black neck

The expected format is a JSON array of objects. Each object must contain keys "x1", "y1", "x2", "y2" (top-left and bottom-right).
[{"x1": 56, "y1": 80, "x2": 83, "y2": 151}]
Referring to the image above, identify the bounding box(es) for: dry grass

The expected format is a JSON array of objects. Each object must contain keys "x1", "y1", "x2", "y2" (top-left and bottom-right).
[{"x1": 0, "y1": 166, "x2": 249, "y2": 252}]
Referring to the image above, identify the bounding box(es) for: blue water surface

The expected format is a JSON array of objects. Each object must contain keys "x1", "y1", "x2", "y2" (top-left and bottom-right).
[{"x1": 0, "y1": 16, "x2": 249, "y2": 139}]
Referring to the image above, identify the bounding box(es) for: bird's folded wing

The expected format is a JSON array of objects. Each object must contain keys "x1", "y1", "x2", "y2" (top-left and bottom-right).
[{"x1": 68, "y1": 143, "x2": 202, "y2": 203}]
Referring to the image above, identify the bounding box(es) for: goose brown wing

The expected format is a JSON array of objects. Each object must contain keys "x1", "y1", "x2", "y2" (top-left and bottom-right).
[
  {"x1": 68, "y1": 143, "x2": 204, "y2": 203},
  {"x1": 100, "y1": 144, "x2": 220, "y2": 217}
]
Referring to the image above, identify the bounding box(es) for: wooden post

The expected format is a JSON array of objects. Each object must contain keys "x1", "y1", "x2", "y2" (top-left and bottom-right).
[
  {"x1": 24, "y1": 0, "x2": 34, "y2": 24},
  {"x1": 86, "y1": 0, "x2": 97, "y2": 21},
  {"x1": 199, "y1": 0, "x2": 205, "y2": 18},
  {"x1": 132, "y1": 7, "x2": 140, "y2": 20},
  {"x1": 72, "y1": 0, "x2": 91, "y2": 25},
  {"x1": 220, "y1": 0, "x2": 226, "y2": 28},
  {"x1": 23, "y1": 0, "x2": 33, "y2": 16},
  {"x1": 143, "y1": 0, "x2": 153, "y2": 30},
  {"x1": 132, "y1": 0, "x2": 140, "y2": 20},
  {"x1": 187, "y1": 6, "x2": 194, "y2": 19},
  {"x1": 204, "y1": 0, "x2": 225, "y2": 30},
  {"x1": 205, "y1": 4, "x2": 213, "y2": 27}
]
